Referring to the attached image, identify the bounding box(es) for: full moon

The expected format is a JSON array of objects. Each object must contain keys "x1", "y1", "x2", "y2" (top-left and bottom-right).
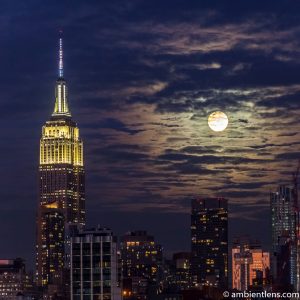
[{"x1": 208, "y1": 111, "x2": 229, "y2": 132}]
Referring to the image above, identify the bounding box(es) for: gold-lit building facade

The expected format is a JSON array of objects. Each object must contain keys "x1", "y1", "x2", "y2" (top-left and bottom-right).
[{"x1": 36, "y1": 37, "x2": 85, "y2": 289}]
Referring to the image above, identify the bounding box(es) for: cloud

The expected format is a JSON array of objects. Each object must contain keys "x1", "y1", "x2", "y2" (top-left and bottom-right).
[
  {"x1": 86, "y1": 118, "x2": 145, "y2": 135},
  {"x1": 275, "y1": 152, "x2": 300, "y2": 160}
]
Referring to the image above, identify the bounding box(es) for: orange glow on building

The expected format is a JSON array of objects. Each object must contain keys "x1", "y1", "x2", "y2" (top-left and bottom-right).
[{"x1": 232, "y1": 238, "x2": 270, "y2": 291}]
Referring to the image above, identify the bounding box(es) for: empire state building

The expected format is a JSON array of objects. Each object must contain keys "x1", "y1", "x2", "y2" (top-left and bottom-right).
[{"x1": 36, "y1": 37, "x2": 85, "y2": 288}]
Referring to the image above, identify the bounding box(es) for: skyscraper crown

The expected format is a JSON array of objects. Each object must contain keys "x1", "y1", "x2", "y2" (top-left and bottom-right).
[{"x1": 52, "y1": 34, "x2": 71, "y2": 117}]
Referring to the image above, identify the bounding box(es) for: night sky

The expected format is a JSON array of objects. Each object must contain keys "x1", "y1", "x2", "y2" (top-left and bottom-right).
[{"x1": 1, "y1": 0, "x2": 300, "y2": 269}]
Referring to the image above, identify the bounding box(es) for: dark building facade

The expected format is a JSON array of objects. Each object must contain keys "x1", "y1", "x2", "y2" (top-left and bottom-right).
[
  {"x1": 120, "y1": 231, "x2": 163, "y2": 299},
  {"x1": 270, "y1": 185, "x2": 297, "y2": 290},
  {"x1": 36, "y1": 37, "x2": 85, "y2": 291},
  {"x1": 37, "y1": 203, "x2": 65, "y2": 288},
  {"x1": 162, "y1": 252, "x2": 191, "y2": 293},
  {"x1": 191, "y1": 198, "x2": 228, "y2": 288},
  {"x1": 0, "y1": 258, "x2": 31, "y2": 299},
  {"x1": 70, "y1": 227, "x2": 121, "y2": 300}
]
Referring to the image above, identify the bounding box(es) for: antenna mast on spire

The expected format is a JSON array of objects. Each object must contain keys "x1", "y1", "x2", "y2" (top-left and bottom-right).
[
  {"x1": 58, "y1": 31, "x2": 64, "y2": 78},
  {"x1": 52, "y1": 30, "x2": 71, "y2": 117}
]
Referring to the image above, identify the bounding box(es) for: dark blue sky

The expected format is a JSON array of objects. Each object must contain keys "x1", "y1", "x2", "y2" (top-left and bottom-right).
[{"x1": 1, "y1": 0, "x2": 300, "y2": 269}]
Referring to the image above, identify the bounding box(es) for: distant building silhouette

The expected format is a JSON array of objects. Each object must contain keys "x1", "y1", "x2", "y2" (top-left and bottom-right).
[
  {"x1": 161, "y1": 252, "x2": 191, "y2": 293},
  {"x1": 0, "y1": 258, "x2": 32, "y2": 299}
]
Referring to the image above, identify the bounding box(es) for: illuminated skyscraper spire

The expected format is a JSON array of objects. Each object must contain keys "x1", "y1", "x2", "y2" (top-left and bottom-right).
[
  {"x1": 36, "y1": 32, "x2": 85, "y2": 290},
  {"x1": 52, "y1": 33, "x2": 71, "y2": 117},
  {"x1": 58, "y1": 36, "x2": 64, "y2": 78}
]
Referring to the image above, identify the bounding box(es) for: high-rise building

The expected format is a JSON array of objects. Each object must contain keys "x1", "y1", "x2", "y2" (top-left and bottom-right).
[
  {"x1": 37, "y1": 203, "x2": 65, "y2": 288},
  {"x1": 0, "y1": 258, "x2": 31, "y2": 299},
  {"x1": 36, "y1": 36, "x2": 85, "y2": 291},
  {"x1": 191, "y1": 198, "x2": 228, "y2": 288},
  {"x1": 270, "y1": 185, "x2": 297, "y2": 290},
  {"x1": 120, "y1": 230, "x2": 163, "y2": 299},
  {"x1": 162, "y1": 252, "x2": 191, "y2": 293},
  {"x1": 70, "y1": 227, "x2": 121, "y2": 300},
  {"x1": 232, "y1": 238, "x2": 270, "y2": 291}
]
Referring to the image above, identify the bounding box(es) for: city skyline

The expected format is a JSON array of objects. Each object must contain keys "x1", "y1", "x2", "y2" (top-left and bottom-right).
[{"x1": 2, "y1": 1, "x2": 300, "y2": 270}]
